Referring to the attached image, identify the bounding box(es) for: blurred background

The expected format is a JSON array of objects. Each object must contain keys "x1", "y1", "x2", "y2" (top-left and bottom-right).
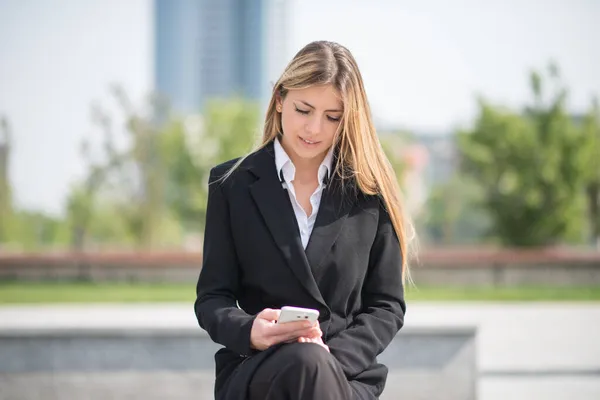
[
  {"x1": 0, "y1": 1, "x2": 599, "y2": 399},
  {"x1": 0, "y1": 0, "x2": 599, "y2": 252}
]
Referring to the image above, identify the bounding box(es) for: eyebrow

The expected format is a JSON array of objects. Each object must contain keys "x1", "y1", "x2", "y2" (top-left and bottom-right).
[{"x1": 298, "y1": 100, "x2": 343, "y2": 113}]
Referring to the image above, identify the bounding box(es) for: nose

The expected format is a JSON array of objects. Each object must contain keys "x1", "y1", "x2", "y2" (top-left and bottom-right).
[{"x1": 305, "y1": 114, "x2": 323, "y2": 136}]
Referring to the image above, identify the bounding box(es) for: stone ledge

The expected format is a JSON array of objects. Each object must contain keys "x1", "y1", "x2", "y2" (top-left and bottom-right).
[
  {"x1": 0, "y1": 325, "x2": 476, "y2": 338},
  {"x1": 0, "y1": 323, "x2": 477, "y2": 399}
]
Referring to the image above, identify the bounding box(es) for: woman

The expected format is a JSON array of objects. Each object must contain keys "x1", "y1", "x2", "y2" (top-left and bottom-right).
[{"x1": 194, "y1": 40, "x2": 413, "y2": 400}]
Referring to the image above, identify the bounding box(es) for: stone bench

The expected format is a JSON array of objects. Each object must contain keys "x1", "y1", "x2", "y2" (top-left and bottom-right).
[{"x1": 0, "y1": 323, "x2": 477, "y2": 399}]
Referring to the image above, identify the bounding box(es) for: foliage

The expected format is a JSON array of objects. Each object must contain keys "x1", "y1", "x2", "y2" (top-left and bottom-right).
[
  {"x1": 3, "y1": 64, "x2": 597, "y2": 251},
  {"x1": 580, "y1": 99, "x2": 600, "y2": 247},
  {"x1": 163, "y1": 97, "x2": 260, "y2": 232},
  {"x1": 380, "y1": 131, "x2": 411, "y2": 185},
  {"x1": 458, "y1": 64, "x2": 589, "y2": 246},
  {"x1": 420, "y1": 174, "x2": 493, "y2": 245},
  {"x1": 61, "y1": 90, "x2": 261, "y2": 250},
  {"x1": 0, "y1": 116, "x2": 13, "y2": 245},
  {"x1": 9, "y1": 210, "x2": 70, "y2": 250}
]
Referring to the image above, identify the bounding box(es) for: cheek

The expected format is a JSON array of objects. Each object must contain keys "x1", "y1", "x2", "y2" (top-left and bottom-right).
[
  {"x1": 281, "y1": 111, "x2": 303, "y2": 135},
  {"x1": 323, "y1": 123, "x2": 339, "y2": 144}
]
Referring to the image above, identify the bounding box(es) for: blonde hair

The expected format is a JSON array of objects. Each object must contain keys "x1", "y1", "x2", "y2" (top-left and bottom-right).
[{"x1": 224, "y1": 41, "x2": 415, "y2": 284}]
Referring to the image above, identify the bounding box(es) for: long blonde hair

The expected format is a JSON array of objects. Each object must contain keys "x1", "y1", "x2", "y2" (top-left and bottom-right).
[{"x1": 225, "y1": 41, "x2": 415, "y2": 284}]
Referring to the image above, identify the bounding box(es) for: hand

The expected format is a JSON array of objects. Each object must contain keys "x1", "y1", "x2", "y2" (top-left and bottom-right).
[
  {"x1": 250, "y1": 308, "x2": 322, "y2": 351},
  {"x1": 298, "y1": 335, "x2": 330, "y2": 353}
]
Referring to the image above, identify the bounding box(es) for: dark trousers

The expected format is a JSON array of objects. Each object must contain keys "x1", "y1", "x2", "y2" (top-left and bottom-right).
[{"x1": 248, "y1": 342, "x2": 355, "y2": 400}]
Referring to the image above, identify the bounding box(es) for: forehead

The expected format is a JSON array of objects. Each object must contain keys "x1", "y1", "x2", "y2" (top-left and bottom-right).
[{"x1": 286, "y1": 85, "x2": 343, "y2": 110}]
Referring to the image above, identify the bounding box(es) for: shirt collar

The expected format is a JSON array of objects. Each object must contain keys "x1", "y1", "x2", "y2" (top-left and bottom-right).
[{"x1": 274, "y1": 137, "x2": 333, "y2": 184}]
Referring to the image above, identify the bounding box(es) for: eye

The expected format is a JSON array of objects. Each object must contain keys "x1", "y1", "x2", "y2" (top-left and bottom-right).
[
  {"x1": 327, "y1": 115, "x2": 341, "y2": 122},
  {"x1": 294, "y1": 105, "x2": 309, "y2": 115}
]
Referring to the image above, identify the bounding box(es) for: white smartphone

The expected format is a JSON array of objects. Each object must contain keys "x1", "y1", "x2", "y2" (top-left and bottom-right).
[{"x1": 277, "y1": 306, "x2": 320, "y2": 324}]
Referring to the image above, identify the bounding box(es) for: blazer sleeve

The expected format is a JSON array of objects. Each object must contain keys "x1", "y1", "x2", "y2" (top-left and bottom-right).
[
  {"x1": 194, "y1": 167, "x2": 256, "y2": 356},
  {"x1": 326, "y1": 200, "x2": 406, "y2": 378}
]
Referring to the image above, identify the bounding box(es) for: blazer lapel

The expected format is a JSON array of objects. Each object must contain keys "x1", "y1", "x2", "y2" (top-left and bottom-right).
[
  {"x1": 305, "y1": 174, "x2": 357, "y2": 272},
  {"x1": 248, "y1": 142, "x2": 327, "y2": 306}
]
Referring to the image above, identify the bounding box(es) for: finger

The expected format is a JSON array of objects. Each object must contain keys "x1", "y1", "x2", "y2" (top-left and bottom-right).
[
  {"x1": 257, "y1": 308, "x2": 280, "y2": 322},
  {"x1": 272, "y1": 326, "x2": 321, "y2": 344},
  {"x1": 280, "y1": 325, "x2": 321, "y2": 340},
  {"x1": 297, "y1": 325, "x2": 322, "y2": 337},
  {"x1": 272, "y1": 320, "x2": 313, "y2": 334},
  {"x1": 299, "y1": 328, "x2": 322, "y2": 340}
]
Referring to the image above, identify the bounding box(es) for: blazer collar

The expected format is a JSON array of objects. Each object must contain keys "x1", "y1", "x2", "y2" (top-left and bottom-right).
[
  {"x1": 247, "y1": 141, "x2": 357, "y2": 307},
  {"x1": 273, "y1": 137, "x2": 333, "y2": 186}
]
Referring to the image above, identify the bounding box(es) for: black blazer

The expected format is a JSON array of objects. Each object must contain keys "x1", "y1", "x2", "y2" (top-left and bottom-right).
[{"x1": 194, "y1": 141, "x2": 406, "y2": 400}]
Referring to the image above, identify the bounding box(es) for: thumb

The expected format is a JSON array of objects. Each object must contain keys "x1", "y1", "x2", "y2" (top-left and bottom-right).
[{"x1": 257, "y1": 308, "x2": 280, "y2": 322}]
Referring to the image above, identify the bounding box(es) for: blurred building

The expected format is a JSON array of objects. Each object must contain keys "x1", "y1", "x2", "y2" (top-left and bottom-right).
[{"x1": 154, "y1": 0, "x2": 289, "y2": 114}]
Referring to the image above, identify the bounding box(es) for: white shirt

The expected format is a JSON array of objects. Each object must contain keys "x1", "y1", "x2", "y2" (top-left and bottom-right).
[{"x1": 274, "y1": 138, "x2": 334, "y2": 249}]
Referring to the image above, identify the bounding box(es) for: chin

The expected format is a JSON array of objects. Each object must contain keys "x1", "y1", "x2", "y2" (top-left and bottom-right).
[
  {"x1": 294, "y1": 145, "x2": 325, "y2": 160},
  {"x1": 294, "y1": 136, "x2": 328, "y2": 156}
]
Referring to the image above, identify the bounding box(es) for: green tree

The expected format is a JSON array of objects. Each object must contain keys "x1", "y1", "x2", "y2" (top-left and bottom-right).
[
  {"x1": 380, "y1": 130, "x2": 412, "y2": 188},
  {"x1": 64, "y1": 86, "x2": 175, "y2": 250},
  {"x1": 581, "y1": 98, "x2": 600, "y2": 248},
  {"x1": 65, "y1": 140, "x2": 112, "y2": 251},
  {"x1": 14, "y1": 210, "x2": 70, "y2": 250},
  {"x1": 458, "y1": 64, "x2": 588, "y2": 247},
  {"x1": 0, "y1": 116, "x2": 13, "y2": 245},
  {"x1": 1, "y1": 116, "x2": 70, "y2": 250},
  {"x1": 116, "y1": 87, "x2": 170, "y2": 248},
  {"x1": 163, "y1": 97, "x2": 260, "y2": 233},
  {"x1": 67, "y1": 87, "x2": 260, "y2": 249},
  {"x1": 421, "y1": 175, "x2": 493, "y2": 245}
]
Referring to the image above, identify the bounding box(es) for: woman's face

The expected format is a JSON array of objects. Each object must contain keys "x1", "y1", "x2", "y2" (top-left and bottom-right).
[{"x1": 276, "y1": 84, "x2": 343, "y2": 165}]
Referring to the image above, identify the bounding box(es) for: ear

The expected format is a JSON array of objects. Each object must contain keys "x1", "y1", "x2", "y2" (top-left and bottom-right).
[{"x1": 275, "y1": 91, "x2": 283, "y2": 113}]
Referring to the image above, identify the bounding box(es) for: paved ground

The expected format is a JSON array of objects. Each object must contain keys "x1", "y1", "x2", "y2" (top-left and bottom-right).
[
  {"x1": 404, "y1": 302, "x2": 600, "y2": 400},
  {"x1": 405, "y1": 302, "x2": 600, "y2": 373},
  {"x1": 1, "y1": 302, "x2": 599, "y2": 399}
]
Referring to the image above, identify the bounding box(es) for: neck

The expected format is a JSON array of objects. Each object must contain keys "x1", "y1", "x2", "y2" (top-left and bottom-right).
[
  {"x1": 280, "y1": 141, "x2": 329, "y2": 184},
  {"x1": 292, "y1": 154, "x2": 323, "y2": 184}
]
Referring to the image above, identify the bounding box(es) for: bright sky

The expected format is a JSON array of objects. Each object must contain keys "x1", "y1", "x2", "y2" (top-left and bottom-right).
[
  {"x1": 288, "y1": 0, "x2": 600, "y2": 130},
  {"x1": 1, "y1": 0, "x2": 598, "y2": 215}
]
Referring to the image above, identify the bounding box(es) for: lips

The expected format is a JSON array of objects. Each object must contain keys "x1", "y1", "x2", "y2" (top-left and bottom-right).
[{"x1": 300, "y1": 136, "x2": 320, "y2": 145}]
